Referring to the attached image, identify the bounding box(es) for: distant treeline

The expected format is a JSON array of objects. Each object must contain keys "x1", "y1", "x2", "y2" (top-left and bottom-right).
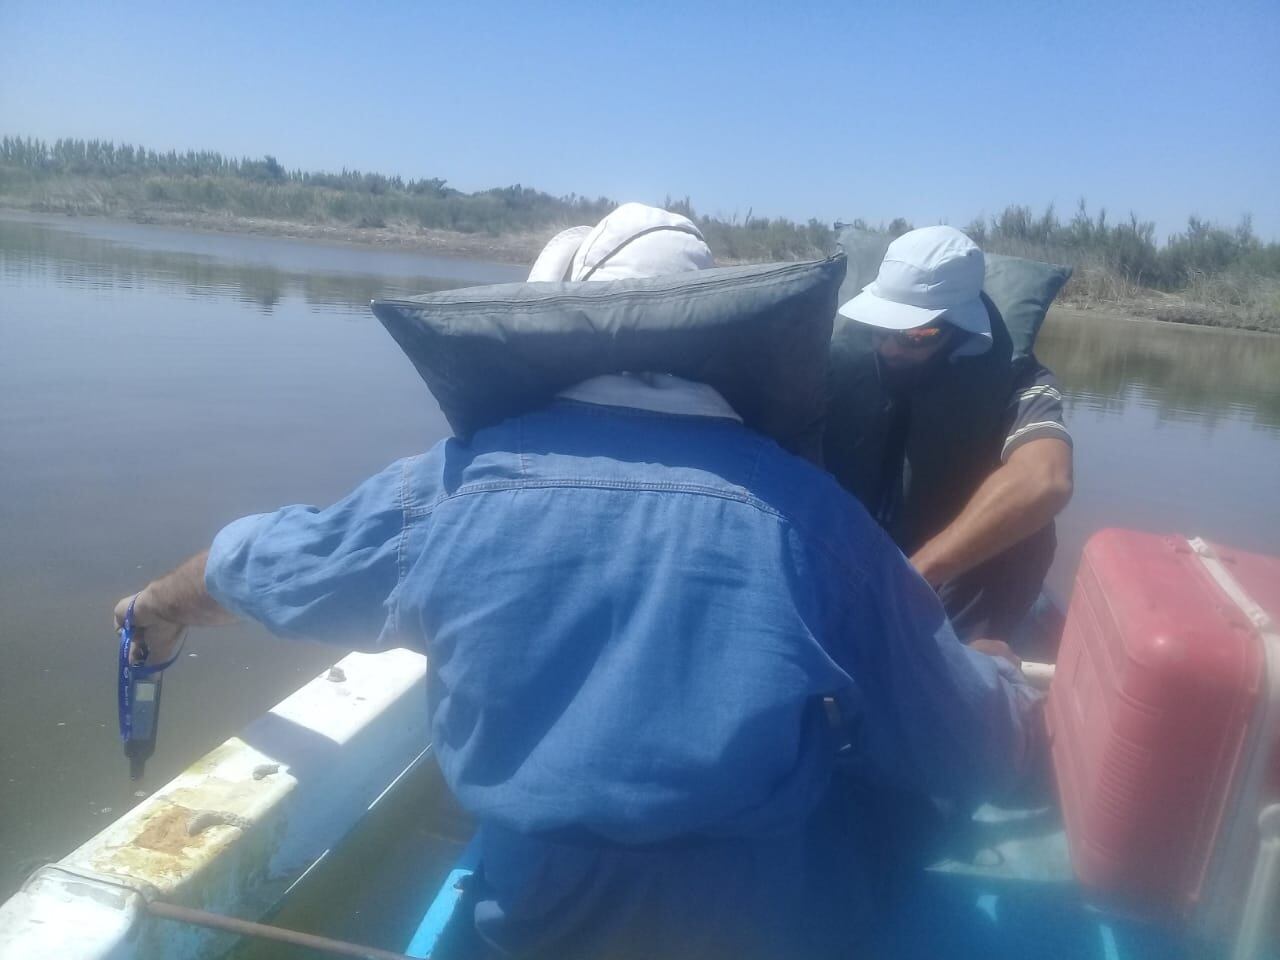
[
  {"x1": 2, "y1": 135, "x2": 1277, "y2": 329},
  {"x1": 0, "y1": 136, "x2": 832, "y2": 261}
]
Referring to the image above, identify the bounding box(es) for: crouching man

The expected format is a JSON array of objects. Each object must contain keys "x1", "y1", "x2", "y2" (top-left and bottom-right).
[{"x1": 826, "y1": 226, "x2": 1074, "y2": 648}]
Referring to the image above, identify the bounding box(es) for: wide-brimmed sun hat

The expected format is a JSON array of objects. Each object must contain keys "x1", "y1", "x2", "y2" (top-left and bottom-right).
[{"x1": 838, "y1": 225, "x2": 990, "y2": 345}]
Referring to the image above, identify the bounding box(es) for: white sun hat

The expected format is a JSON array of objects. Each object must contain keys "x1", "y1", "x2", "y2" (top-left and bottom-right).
[
  {"x1": 527, "y1": 203, "x2": 727, "y2": 417},
  {"x1": 838, "y1": 225, "x2": 991, "y2": 345},
  {"x1": 527, "y1": 202, "x2": 713, "y2": 283},
  {"x1": 527, "y1": 225, "x2": 593, "y2": 281}
]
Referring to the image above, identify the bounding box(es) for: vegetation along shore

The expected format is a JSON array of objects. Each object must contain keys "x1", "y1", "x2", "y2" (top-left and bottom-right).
[{"x1": 3, "y1": 136, "x2": 1277, "y2": 332}]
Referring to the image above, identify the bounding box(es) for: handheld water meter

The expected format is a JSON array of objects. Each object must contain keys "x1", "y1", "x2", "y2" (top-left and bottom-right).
[
  {"x1": 117, "y1": 596, "x2": 182, "y2": 781},
  {"x1": 123, "y1": 672, "x2": 163, "y2": 781}
]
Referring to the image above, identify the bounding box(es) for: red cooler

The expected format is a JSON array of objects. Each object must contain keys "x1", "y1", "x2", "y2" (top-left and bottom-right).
[{"x1": 1048, "y1": 529, "x2": 1280, "y2": 950}]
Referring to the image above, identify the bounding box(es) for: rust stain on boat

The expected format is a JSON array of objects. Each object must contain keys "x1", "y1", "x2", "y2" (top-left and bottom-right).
[
  {"x1": 85, "y1": 741, "x2": 288, "y2": 892},
  {"x1": 88, "y1": 794, "x2": 281, "y2": 898},
  {"x1": 133, "y1": 802, "x2": 202, "y2": 855}
]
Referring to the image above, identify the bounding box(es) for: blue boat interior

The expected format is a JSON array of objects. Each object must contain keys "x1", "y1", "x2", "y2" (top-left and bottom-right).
[
  {"x1": 212, "y1": 747, "x2": 1268, "y2": 960},
  {"x1": 402, "y1": 799, "x2": 1247, "y2": 960}
]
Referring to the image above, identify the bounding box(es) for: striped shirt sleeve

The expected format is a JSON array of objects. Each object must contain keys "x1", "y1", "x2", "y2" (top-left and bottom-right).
[{"x1": 1001, "y1": 362, "x2": 1072, "y2": 461}]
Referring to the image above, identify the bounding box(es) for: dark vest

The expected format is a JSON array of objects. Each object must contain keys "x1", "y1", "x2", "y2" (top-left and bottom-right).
[{"x1": 824, "y1": 294, "x2": 1034, "y2": 553}]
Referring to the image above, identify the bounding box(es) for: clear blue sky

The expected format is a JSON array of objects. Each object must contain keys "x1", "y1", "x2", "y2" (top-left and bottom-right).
[{"x1": 3, "y1": 0, "x2": 1277, "y2": 240}]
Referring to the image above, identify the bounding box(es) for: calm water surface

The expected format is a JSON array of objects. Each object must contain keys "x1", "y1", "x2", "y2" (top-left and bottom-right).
[
  {"x1": 1037, "y1": 306, "x2": 1280, "y2": 593},
  {"x1": 0, "y1": 213, "x2": 522, "y2": 898},
  {"x1": 2, "y1": 213, "x2": 1279, "y2": 916}
]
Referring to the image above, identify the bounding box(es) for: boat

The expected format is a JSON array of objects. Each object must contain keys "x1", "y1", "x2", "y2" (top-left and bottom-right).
[
  {"x1": 0, "y1": 741, "x2": 1249, "y2": 960},
  {"x1": 4, "y1": 529, "x2": 1277, "y2": 960},
  {"x1": 0, "y1": 648, "x2": 441, "y2": 959}
]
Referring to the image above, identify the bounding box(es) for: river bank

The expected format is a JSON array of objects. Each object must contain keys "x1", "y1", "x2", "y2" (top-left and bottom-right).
[
  {"x1": 4, "y1": 202, "x2": 1275, "y2": 333},
  {"x1": 0, "y1": 204, "x2": 549, "y2": 264}
]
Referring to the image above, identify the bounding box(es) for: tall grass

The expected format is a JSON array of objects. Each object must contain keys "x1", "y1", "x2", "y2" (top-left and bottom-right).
[{"x1": 960, "y1": 202, "x2": 1280, "y2": 330}]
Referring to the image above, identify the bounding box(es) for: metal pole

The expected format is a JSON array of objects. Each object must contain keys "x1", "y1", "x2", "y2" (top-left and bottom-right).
[{"x1": 146, "y1": 900, "x2": 418, "y2": 960}]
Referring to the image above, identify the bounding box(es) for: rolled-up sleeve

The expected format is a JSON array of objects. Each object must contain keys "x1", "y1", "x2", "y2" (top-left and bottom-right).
[
  {"x1": 1001, "y1": 362, "x2": 1072, "y2": 461},
  {"x1": 205, "y1": 458, "x2": 411, "y2": 648}
]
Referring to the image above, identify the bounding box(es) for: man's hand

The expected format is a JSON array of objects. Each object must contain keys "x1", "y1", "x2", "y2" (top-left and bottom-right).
[
  {"x1": 968, "y1": 637, "x2": 1021, "y2": 670},
  {"x1": 111, "y1": 550, "x2": 235, "y2": 663},
  {"x1": 114, "y1": 589, "x2": 186, "y2": 665}
]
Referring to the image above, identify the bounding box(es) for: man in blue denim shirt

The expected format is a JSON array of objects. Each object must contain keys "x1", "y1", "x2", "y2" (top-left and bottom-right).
[{"x1": 115, "y1": 206, "x2": 1042, "y2": 959}]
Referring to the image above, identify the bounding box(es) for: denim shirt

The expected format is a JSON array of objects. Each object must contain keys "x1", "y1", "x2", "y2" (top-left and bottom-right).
[{"x1": 206, "y1": 400, "x2": 1041, "y2": 845}]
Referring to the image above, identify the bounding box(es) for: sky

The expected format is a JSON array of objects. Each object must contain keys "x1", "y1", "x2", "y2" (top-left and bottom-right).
[{"x1": 2, "y1": 0, "x2": 1277, "y2": 240}]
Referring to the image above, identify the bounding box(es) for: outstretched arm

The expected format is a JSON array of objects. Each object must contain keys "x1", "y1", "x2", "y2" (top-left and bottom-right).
[
  {"x1": 910, "y1": 436, "x2": 1073, "y2": 587},
  {"x1": 112, "y1": 454, "x2": 418, "y2": 666}
]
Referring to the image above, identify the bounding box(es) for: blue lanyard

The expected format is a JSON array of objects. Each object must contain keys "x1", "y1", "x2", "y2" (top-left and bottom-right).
[{"x1": 117, "y1": 595, "x2": 184, "y2": 742}]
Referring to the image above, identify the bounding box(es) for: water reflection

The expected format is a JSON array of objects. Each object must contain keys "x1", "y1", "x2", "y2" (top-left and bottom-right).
[
  {"x1": 1037, "y1": 307, "x2": 1280, "y2": 592},
  {"x1": 1039, "y1": 308, "x2": 1280, "y2": 432},
  {"x1": 0, "y1": 215, "x2": 524, "y2": 315}
]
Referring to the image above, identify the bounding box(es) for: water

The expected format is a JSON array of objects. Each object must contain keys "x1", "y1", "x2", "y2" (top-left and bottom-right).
[
  {"x1": 2, "y1": 213, "x2": 1279, "y2": 914},
  {"x1": 0, "y1": 213, "x2": 523, "y2": 897},
  {"x1": 1036, "y1": 307, "x2": 1280, "y2": 594}
]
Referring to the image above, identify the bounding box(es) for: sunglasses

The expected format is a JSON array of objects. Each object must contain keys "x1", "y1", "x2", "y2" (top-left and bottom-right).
[{"x1": 875, "y1": 323, "x2": 951, "y2": 349}]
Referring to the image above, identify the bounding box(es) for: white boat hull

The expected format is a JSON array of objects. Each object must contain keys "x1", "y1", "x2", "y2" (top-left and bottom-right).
[{"x1": 0, "y1": 648, "x2": 430, "y2": 960}]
